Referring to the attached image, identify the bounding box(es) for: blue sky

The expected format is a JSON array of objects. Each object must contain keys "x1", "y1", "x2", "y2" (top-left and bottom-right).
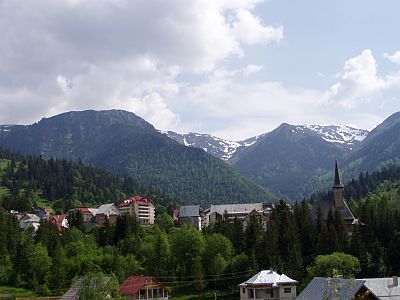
[{"x1": 1, "y1": 0, "x2": 399, "y2": 139}]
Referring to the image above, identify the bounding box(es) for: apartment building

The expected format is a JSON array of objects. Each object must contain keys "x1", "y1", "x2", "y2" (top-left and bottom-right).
[{"x1": 119, "y1": 196, "x2": 155, "y2": 225}]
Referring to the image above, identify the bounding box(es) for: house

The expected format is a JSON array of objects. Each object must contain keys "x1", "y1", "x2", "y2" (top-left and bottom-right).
[
  {"x1": 76, "y1": 207, "x2": 96, "y2": 223},
  {"x1": 120, "y1": 276, "x2": 170, "y2": 300},
  {"x1": 297, "y1": 277, "x2": 378, "y2": 300},
  {"x1": 18, "y1": 213, "x2": 41, "y2": 231},
  {"x1": 119, "y1": 196, "x2": 155, "y2": 225},
  {"x1": 239, "y1": 269, "x2": 298, "y2": 300},
  {"x1": 363, "y1": 276, "x2": 400, "y2": 299},
  {"x1": 205, "y1": 203, "x2": 267, "y2": 227},
  {"x1": 35, "y1": 207, "x2": 54, "y2": 220},
  {"x1": 96, "y1": 203, "x2": 120, "y2": 225},
  {"x1": 242, "y1": 209, "x2": 268, "y2": 230},
  {"x1": 178, "y1": 205, "x2": 204, "y2": 230},
  {"x1": 312, "y1": 161, "x2": 358, "y2": 233},
  {"x1": 48, "y1": 214, "x2": 69, "y2": 231},
  {"x1": 61, "y1": 276, "x2": 114, "y2": 300}
]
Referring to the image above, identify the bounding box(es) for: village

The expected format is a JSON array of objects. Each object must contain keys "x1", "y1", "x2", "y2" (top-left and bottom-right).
[{"x1": 5, "y1": 163, "x2": 399, "y2": 300}]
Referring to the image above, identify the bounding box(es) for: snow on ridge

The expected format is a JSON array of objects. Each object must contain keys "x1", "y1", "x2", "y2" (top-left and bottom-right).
[{"x1": 302, "y1": 124, "x2": 368, "y2": 145}]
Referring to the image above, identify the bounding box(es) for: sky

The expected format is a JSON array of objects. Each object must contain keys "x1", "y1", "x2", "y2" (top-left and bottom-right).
[{"x1": 1, "y1": 0, "x2": 400, "y2": 140}]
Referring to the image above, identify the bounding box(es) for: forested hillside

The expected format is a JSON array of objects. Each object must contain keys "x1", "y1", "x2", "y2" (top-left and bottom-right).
[
  {"x1": 0, "y1": 147, "x2": 176, "y2": 212},
  {"x1": 0, "y1": 110, "x2": 274, "y2": 204}
]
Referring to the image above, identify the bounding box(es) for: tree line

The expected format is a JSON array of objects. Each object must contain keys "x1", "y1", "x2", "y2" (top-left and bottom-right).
[{"x1": 0, "y1": 147, "x2": 177, "y2": 213}]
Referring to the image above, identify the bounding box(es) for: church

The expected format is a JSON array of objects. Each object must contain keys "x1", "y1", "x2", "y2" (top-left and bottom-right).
[{"x1": 312, "y1": 161, "x2": 358, "y2": 233}]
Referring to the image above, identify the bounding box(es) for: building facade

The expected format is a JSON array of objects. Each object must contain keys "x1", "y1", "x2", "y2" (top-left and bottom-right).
[{"x1": 119, "y1": 196, "x2": 155, "y2": 225}]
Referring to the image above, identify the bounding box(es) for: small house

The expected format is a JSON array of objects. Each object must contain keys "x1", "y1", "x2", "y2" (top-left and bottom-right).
[
  {"x1": 239, "y1": 269, "x2": 298, "y2": 300},
  {"x1": 77, "y1": 207, "x2": 96, "y2": 223},
  {"x1": 178, "y1": 205, "x2": 204, "y2": 230},
  {"x1": 96, "y1": 203, "x2": 120, "y2": 225},
  {"x1": 18, "y1": 213, "x2": 41, "y2": 231},
  {"x1": 48, "y1": 214, "x2": 69, "y2": 231},
  {"x1": 120, "y1": 276, "x2": 170, "y2": 300}
]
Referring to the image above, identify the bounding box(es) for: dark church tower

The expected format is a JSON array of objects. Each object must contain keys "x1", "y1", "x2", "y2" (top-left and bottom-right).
[{"x1": 333, "y1": 160, "x2": 344, "y2": 208}]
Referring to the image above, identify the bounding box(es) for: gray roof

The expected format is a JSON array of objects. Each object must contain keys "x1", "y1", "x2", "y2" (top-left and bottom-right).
[
  {"x1": 97, "y1": 203, "x2": 118, "y2": 215},
  {"x1": 19, "y1": 213, "x2": 40, "y2": 222},
  {"x1": 363, "y1": 277, "x2": 400, "y2": 299},
  {"x1": 180, "y1": 205, "x2": 200, "y2": 217},
  {"x1": 312, "y1": 198, "x2": 355, "y2": 222},
  {"x1": 61, "y1": 277, "x2": 112, "y2": 300},
  {"x1": 296, "y1": 277, "x2": 370, "y2": 300},
  {"x1": 209, "y1": 203, "x2": 263, "y2": 215}
]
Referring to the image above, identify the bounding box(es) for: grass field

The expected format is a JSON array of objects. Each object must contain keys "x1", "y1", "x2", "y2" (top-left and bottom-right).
[{"x1": 0, "y1": 286, "x2": 36, "y2": 299}]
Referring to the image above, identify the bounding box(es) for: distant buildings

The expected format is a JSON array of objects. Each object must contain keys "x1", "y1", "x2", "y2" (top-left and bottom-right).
[
  {"x1": 119, "y1": 196, "x2": 155, "y2": 225},
  {"x1": 239, "y1": 269, "x2": 298, "y2": 300}
]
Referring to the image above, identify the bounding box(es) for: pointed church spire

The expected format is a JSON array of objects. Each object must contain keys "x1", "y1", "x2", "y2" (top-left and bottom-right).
[
  {"x1": 333, "y1": 160, "x2": 344, "y2": 208},
  {"x1": 333, "y1": 160, "x2": 343, "y2": 187}
]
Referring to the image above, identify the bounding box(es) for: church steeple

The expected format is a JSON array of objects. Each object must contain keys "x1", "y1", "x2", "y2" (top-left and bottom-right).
[
  {"x1": 333, "y1": 160, "x2": 343, "y2": 187},
  {"x1": 333, "y1": 160, "x2": 344, "y2": 208}
]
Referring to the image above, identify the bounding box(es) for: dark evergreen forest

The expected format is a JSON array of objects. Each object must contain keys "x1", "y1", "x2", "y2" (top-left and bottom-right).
[{"x1": 0, "y1": 148, "x2": 400, "y2": 297}]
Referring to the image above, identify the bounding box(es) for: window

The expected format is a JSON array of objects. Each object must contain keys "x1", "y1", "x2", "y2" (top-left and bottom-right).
[
  {"x1": 242, "y1": 288, "x2": 245, "y2": 294},
  {"x1": 284, "y1": 287, "x2": 291, "y2": 294}
]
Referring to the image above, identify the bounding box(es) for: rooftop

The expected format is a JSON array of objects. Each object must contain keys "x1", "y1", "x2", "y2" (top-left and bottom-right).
[{"x1": 239, "y1": 270, "x2": 298, "y2": 287}]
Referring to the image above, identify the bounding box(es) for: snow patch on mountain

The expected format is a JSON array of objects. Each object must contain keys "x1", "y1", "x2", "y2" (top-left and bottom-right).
[
  {"x1": 302, "y1": 125, "x2": 369, "y2": 148},
  {"x1": 161, "y1": 131, "x2": 263, "y2": 160},
  {"x1": 161, "y1": 124, "x2": 369, "y2": 161}
]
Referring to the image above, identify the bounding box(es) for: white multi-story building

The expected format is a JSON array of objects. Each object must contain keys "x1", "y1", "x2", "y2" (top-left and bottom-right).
[{"x1": 119, "y1": 196, "x2": 155, "y2": 225}]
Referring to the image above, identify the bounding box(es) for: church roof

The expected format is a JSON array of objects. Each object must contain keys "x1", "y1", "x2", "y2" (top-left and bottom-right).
[{"x1": 312, "y1": 197, "x2": 356, "y2": 222}]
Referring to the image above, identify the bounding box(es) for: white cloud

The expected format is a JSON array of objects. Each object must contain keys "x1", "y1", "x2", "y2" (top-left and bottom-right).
[
  {"x1": 242, "y1": 64, "x2": 264, "y2": 77},
  {"x1": 232, "y1": 9, "x2": 284, "y2": 45},
  {"x1": 0, "y1": 0, "x2": 283, "y2": 130},
  {"x1": 326, "y1": 49, "x2": 400, "y2": 109},
  {"x1": 384, "y1": 51, "x2": 400, "y2": 65}
]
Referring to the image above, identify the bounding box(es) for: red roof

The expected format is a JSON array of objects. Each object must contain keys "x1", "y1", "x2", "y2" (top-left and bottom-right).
[
  {"x1": 48, "y1": 214, "x2": 67, "y2": 231},
  {"x1": 120, "y1": 276, "x2": 168, "y2": 295},
  {"x1": 77, "y1": 207, "x2": 94, "y2": 215},
  {"x1": 119, "y1": 196, "x2": 154, "y2": 208}
]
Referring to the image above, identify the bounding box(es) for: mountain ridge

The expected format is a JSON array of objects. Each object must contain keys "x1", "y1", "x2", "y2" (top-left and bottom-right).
[{"x1": 0, "y1": 109, "x2": 274, "y2": 205}]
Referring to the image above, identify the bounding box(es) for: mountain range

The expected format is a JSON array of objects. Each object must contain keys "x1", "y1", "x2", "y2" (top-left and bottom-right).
[
  {"x1": 1, "y1": 109, "x2": 400, "y2": 202},
  {"x1": 0, "y1": 110, "x2": 273, "y2": 205}
]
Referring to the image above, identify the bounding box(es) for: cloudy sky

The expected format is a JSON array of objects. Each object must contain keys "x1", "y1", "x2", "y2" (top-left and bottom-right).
[{"x1": 1, "y1": 0, "x2": 400, "y2": 140}]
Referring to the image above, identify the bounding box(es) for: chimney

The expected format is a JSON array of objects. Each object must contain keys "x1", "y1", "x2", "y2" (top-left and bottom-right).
[
  {"x1": 393, "y1": 276, "x2": 399, "y2": 287},
  {"x1": 270, "y1": 267, "x2": 273, "y2": 273}
]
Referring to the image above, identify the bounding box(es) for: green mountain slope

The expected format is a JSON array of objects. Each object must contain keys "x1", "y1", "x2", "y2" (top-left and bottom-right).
[
  {"x1": 232, "y1": 123, "x2": 345, "y2": 200},
  {"x1": 0, "y1": 147, "x2": 175, "y2": 212},
  {"x1": 0, "y1": 110, "x2": 274, "y2": 204}
]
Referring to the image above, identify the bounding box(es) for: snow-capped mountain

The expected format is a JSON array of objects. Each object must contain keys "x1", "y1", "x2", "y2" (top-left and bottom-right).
[
  {"x1": 162, "y1": 125, "x2": 368, "y2": 161},
  {"x1": 300, "y1": 125, "x2": 369, "y2": 149},
  {"x1": 161, "y1": 131, "x2": 264, "y2": 161}
]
